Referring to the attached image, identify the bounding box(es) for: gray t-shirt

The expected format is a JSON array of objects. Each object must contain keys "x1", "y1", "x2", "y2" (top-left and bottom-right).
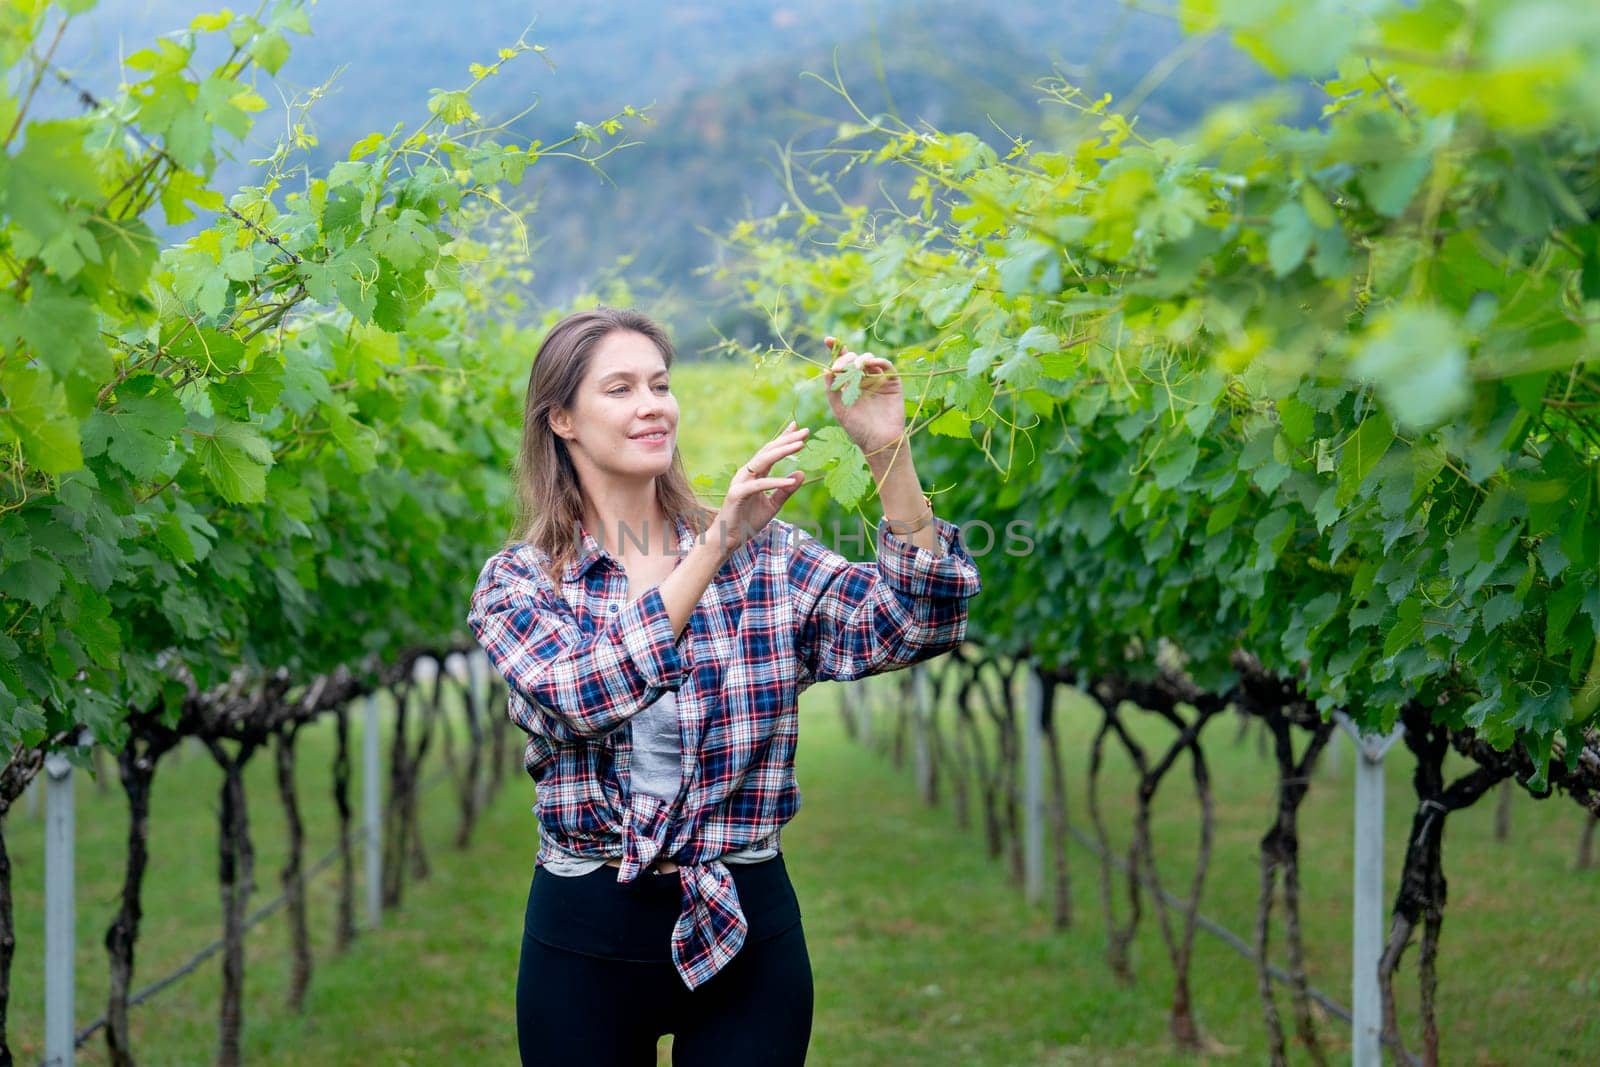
[
  {"x1": 537, "y1": 689, "x2": 779, "y2": 875},
  {"x1": 628, "y1": 688, "x2": 683, "y2": 801}
]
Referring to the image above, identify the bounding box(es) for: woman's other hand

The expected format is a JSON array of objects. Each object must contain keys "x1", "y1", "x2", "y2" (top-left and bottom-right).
[
  {"x1": 822, "y1": 336, "x2": 907, "y2": 467},
  {"x1": 709, "y1": 421, "x2": 808, "y2": 558}
]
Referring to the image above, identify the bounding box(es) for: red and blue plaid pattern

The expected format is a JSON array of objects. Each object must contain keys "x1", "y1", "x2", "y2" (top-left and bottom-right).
[{"x1": 468, "y1": 513, "x2": 981, "y2": 989}]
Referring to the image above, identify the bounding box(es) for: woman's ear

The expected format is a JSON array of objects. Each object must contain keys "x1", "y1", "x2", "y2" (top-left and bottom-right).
[{"x1": 548, "y1": 408, "x2": 573, "y2": 441}]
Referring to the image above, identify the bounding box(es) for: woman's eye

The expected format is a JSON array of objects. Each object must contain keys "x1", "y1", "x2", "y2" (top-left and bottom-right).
[
  {"x1": 654, "y1": 384, "x2": 671, "y2": 394},
  {"x1": 608, "y1": 387, "x2": 627, "y2": 396}
]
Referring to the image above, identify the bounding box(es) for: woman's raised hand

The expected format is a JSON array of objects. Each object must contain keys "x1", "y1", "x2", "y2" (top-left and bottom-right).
[
  {"x1": 709, "y1": 420, "x2": 809, "y2": 558},
  {"x1": 822, "y1": 336, "x2": 907, "y2": 463}
]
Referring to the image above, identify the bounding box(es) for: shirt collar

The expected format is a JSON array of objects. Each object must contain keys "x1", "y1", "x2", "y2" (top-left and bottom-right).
[
  {"x1": 560, "y1": 523, "x2": 607, "y2": 583},
  {"x1": 559, "y1": 511, "x2": 698, "y2": 584}
]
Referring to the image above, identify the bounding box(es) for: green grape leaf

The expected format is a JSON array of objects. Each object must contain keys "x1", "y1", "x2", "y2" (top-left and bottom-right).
[
  {"x1": 919, "y1": 278, "x2": 973, "y2": 325},
  {"x1": 1361, "y1": 156, "x2": 1430, "y2": 218},
  {"x1": 1153, "y1": 438, "x2": 1200, "y2": 490},
  {"x1": 1546, "y1": 579, "x2": 1589, "y2": 657},
  {"x1": 0, "y1": 552, "x2": 64, "y2": 608},
  {"x1": 926, "y1": 408, "x2": 972, "y2": 439},
  {"x1": 831, "y1": 362, "x2": 865, "y2": 406},
  {"x1": 4, "y1": 275, "x2": 107, "y2": 381},
  {"x1": 165, "y1": 99, "x2": 215, "y2": 169},
  {"x1": 1267, "y1": 202, "x2": 1313, "y2": 276},
  {"x1": 331, "y1": 249, "x2": 381, "y2": 323},
  {"x1": 824, "y1": 452, "x2": 872, "y2": 509},
  {"x1": 249, "y1": 31, "x2": 291, "y2": 75},
  {"x1": 997, "y1": 238, "x2": 1059, "y2": 295},
  {"x1": 83, "y1": 388, "x2": 185, "y2": 480},
  {"x1": 325, "y1": 403, "x2": 379, "y2": 474},
  {"x1": 371, "y1": 209, "x2": 437, "y2": 271},
  {"x1": 160, "y1": 167, "x2": 226, "y2": 226},
  {"x1": 196, "y1": 418, "x2": 274, "y2": 503},
  {"x1": 1383, "y1": 597, "x2": 1424, "y2": 659},
  {"x1": 66, "y1": 589, "x2": 121, "y2": 669},
  {"x1": 0, "y1": 365, "x2": 83, "y2": 474},
  {"x1": 1275, "y1": 395, "x2": 1314, "y2": 445},
  {"x1": 166, "y1": 326, "x2": 247, "y2": 374},
  {"x1": 1351, "y1": 307, "x2": 1469, "y2": 432},
  {"x1": 802, "y1": 426, "x2": 872, "y2": 509},
  {"x1": 1481, "y1": 593, "x2": 1520, "y2": 634},
  {"x1": 209, "y1": 354, "x2": 286, "y2": 419},
  {"x1": 1336, "y1": 410, "x2": 1393, "y2": 507},
  {"x1": 428, "y1": 90, "x2": 477, "y2": 125}
]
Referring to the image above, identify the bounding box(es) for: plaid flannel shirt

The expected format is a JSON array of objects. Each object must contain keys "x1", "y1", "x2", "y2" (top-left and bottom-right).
[{"x1": 467, "y1": 512, "x2": 981, "y2": 989}]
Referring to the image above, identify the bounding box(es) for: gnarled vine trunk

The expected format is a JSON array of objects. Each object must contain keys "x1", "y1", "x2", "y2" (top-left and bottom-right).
[
  {"x1": 274, "y1": 724, "x2": 311, "y2": 1012},
  {"x1": 1378, "y1": 705, "x2": 1507, "y2": 1067},
  {"x1": 1039, "y1": 671, "x2": 1071, "y2": 930},
  {"x1": 105, "y1": 725, "x2": 179, "y2": 1066},
  {"x1": 206, "y1": 736, "x2": 263, "y2": 1067},
  {"x1": 1236, "y1": 657, "x2": 1331, "y2": 1067},
  {"x1": 332, "y1": 706, "x2": 356, "y2": 950},
  {"x1": 1086, "y1": 688, "x2": 1146, "y2": 984},
  {"x1": 0, "y1": 744, "x2": 47, "y2": 1067},
  {"x1": 454, "y1": 668, "x2": 485, "y2": 849}
]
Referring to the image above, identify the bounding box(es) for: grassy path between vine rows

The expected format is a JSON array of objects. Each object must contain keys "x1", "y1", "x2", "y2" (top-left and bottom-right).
[{"x1": 7, "y1": 676, "x2": 1596, "y2": 1065}]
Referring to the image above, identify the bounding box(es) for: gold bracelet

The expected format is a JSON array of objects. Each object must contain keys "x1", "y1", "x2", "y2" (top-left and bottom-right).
[{"x1": 882, "y1": 495, "x2": 935, "y2": 537}]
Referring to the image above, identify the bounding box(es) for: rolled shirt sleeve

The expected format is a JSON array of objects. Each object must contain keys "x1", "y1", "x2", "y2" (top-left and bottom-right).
[
  {"x1": 787, "y1": 515, "x2": 982, "y2": 683},
  {"x1": 467, "y1": 549, "x2": 688, "y2": 740}
]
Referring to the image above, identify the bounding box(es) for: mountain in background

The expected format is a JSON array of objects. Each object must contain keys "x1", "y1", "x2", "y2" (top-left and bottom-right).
[{"x1": 53, "y1": 0, "x2": 1285, "y2": 351}]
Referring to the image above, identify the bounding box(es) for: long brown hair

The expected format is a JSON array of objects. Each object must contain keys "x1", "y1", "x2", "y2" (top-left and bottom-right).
[{"x1": 511, "y1": 306, "x2": 711, "y2": 581}]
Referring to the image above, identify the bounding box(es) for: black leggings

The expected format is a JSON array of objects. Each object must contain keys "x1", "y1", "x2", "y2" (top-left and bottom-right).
[{"x1": 516, "y1": 856, "x2": 813, "y2": 1065}]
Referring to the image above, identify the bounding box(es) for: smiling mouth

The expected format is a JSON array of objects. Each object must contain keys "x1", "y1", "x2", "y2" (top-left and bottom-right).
[{"x1": 632, "y1": 431, "x2": 670, "y2": 442}]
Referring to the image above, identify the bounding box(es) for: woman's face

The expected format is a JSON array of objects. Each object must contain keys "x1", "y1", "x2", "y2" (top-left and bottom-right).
[{"x1": 549, "y1": 329, "x2": 679, "y2": 486}]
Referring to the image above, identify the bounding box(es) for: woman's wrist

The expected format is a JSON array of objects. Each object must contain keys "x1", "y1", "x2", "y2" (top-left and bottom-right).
[
  {"x1": 862, "y1": 431, "x2": 912, "y2": 475},
  {"x1": 873, "y1": 447, "x2": 924, "y2": 515},
  {"x1": 881, "y1": 496, "x2": 935, "y2": 536},
  {"x1": 659, "y1": 538, "x2": 731, "y2": 640},
  {"x1": 873, "y1": 448, "x2": 940, "y2": 546}
]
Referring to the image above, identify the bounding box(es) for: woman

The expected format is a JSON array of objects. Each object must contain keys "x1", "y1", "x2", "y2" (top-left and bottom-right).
[{"x1": 467, "y1": 306, "x2": 982, "y2": 1065}]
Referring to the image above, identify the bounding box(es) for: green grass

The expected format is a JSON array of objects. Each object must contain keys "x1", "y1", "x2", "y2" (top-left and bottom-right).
[
  {"x1": 6, "y1": 675, "x2": 1595, "y2": 1065},
  {"x1": 810, "y1": 671, "x2": 1600, "y2": 1066},
  {"x1": 6, "y1": 691, "x2": 526, "y2": 1064}
]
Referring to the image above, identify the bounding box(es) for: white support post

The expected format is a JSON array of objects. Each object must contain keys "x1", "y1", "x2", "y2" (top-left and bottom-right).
[
  {"x1": 44, "y1": 752, "x2": 75, "y2": 1067},
  {"x1": 364, "y1": 691, "x2": 383, "y2": 930},
  {"x1": 1336, "y1": 713, "x2": 1404, "y2": 1067},
  {"x1": 1021, "y1": 664, "x2": 1044, "y2": 905},
  {"x1": 470, "y1": 651, "x2": 490, "y2": 814},
  {"x1": 911, "y1": 666, "x2": 932, "y2": 802}
]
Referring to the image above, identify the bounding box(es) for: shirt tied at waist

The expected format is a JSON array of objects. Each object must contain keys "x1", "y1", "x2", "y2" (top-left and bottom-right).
[{"x1": 612, "y1": 789, "x2": 749, "y2": 990}]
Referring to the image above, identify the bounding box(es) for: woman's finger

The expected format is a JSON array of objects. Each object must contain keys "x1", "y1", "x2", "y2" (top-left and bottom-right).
[
  {"x1": 745, "y1": 444, "x2": 803, "y2": 476},
  {"x1": 745, "y1": 432, "x2": 808, "y2": 473},
  {"x1": 729, "y1": 474, "x2": 803, "y2": 503},
  {"x1": 769, "y1": 470, "x2": 805, "y2": 503},
  {"x1": 827, "y1": 352, "x2": 897, "y2": 380},
  {"x1": 758, "y1": 421, "x2": 806, "y2": 450},
  {"x1": 824, "y1": 352, "x2": 863, "y2": 390}
]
